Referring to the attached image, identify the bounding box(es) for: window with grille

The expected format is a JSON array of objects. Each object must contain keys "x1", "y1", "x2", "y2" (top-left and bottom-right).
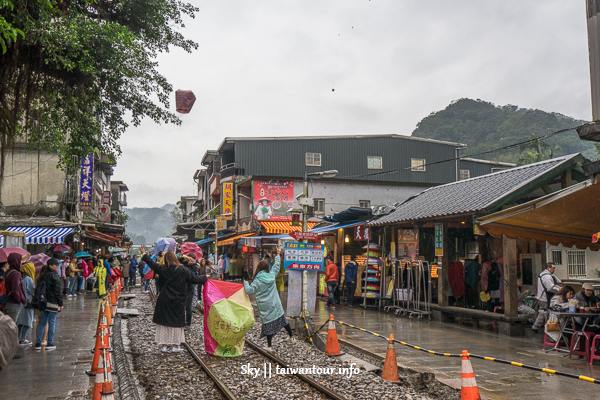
[
  {"x1": 551, "y1": 249, "x2": 562, "y2": 265},
  {"x1": 314, "y1": 198, "x2": 325, "y2": 214},
  {"x1": 367, "y1": 156, "x2": 382, "y2": 170},
  {"x1": 359, "y1": 200, "x2": 370, "y2": 208},
  {"x1": 567, "y1": 250, "x2": 586, "y2": 278},
  {"x1": 305, "y1": 152, "x2": 322, "y2": 167},
  {"x1": 411, "y1": 158, "x2": 426, "y2": 172},
  {"x1": 459, "y1": 169, "x2": 470, "y2": 180}
]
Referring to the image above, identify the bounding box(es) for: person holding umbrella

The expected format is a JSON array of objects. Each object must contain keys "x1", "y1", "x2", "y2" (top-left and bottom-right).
[{"x1": 2, "y1": 253, "x2": 26, "y2": 323}]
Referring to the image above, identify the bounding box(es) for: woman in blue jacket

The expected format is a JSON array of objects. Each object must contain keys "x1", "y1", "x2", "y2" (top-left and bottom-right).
[{"x1": 244, "y1": 247, "x2": 293, "y2": 351}]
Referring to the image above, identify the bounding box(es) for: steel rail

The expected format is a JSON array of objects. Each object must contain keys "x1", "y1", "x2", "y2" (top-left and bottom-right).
[
  {"x1": 148, "y1": 284, "x2": 238, "y2": 400},
  {"x1": 245, "y1": 339, "x2": 349, "y2": 400},
  {"x1": 181, "y1": 342, "x2": 238, "y2": 400}
]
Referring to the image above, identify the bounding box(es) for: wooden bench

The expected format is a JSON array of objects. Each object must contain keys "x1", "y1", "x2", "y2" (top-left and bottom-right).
[{"x1": 431, "y1": 305, "x2": 528, "y2": 337}]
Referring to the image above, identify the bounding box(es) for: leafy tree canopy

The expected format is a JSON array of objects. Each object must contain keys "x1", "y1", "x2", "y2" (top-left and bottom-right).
[
  {"x1": 411, "y1": 99, "x2": 596, "y2": 164},
  {"x1": 0, "y1": 0, "x2": 198, "y2": 193}
]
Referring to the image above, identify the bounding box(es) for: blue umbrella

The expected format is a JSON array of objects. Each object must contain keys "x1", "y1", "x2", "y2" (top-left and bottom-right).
[
  {"x1": 154, "y1": 238, "x2": 170, "y2": 256},
  {"x1": 75, "y1": 251, "x2": 92, "y2": 258}
]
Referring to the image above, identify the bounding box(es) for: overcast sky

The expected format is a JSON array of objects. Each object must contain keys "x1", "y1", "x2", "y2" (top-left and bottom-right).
[{"x1": 113, "y1": 1, "x2": 592, "y2": 208}]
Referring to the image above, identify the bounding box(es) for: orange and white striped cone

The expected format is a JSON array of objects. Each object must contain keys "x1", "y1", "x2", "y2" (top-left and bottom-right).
[
  {"x1": 460, "y1": 350, "x2": 481, "y2": 400},
  {"x1": 86, "y1": 325, "x2": 110, "y2": 376},
  {"x1": 381, "y1": 335, "x2": 400, "y2": 382},
  {"x1": 92, "y1": 348, "x2": 115, "y2": 400},
  {"x1": 325, "y1": 314, "x2": 342, "y2": 356}
]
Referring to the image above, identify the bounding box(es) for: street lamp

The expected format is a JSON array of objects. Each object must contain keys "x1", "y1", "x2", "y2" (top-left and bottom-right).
[{"x1": 299, "y1": 169, "x2": 338, "y2": 318}]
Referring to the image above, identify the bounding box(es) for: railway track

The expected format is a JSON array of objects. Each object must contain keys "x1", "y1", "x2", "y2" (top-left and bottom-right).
[{"x1": 148, "y1": 284, "x2": 348, "y2": 400}]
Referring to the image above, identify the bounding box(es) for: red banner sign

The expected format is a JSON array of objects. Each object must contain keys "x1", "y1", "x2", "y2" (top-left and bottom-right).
[
  {"x1": 289, "y1": 231, "x2": 319, "y2": 241},
  {"x1": 354, "y1": 225, "x2": 369, "y2": 241},
  {"x1": 103, "y1": 191, "x2": 111, "y2": 205}
]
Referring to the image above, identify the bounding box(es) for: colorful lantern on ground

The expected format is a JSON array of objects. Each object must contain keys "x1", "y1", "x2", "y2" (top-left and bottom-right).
[{"x1": 203, "y1": 280, "x2": 254, "y2": 357}]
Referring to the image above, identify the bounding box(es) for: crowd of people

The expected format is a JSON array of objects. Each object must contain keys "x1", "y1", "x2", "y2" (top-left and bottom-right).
[{"x1": 0, "y1": 249, "x2": 144, "y2": 369}]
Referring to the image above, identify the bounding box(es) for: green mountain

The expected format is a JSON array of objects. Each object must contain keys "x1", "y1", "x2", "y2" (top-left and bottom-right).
[
  {"x1": 124, "y1": 203, "x2": 176, "y2": 245},
  {"x1": 411, "y1": 98, "x2": 597, "y2": 163}
]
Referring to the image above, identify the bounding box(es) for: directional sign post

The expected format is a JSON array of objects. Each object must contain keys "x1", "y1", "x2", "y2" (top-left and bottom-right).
[{"x1": 284, "y1": 242, "x2": 325, "y2": 271}]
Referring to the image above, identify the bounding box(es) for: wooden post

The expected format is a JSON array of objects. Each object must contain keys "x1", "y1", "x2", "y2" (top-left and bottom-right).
[
  {"x1": 437, "y1": 222, "x2": 449, "y2": 306},
  {"x1": 502, "y1": 235, "x2": 518, "y2": 318}
]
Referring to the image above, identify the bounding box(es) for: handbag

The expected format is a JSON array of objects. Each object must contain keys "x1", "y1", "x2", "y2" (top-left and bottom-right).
[{"x1": 546, "y1": 314, "x2": 560, "y2": 332}]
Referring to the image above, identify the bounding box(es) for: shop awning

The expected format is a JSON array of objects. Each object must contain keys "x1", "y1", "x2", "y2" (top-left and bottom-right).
[
  {"x1": 0, "y1": 226, "x2": 74, "y2": 247},
  {"x1": 217, "y1": 233, "x2": 255, "y2": 246},
  {"x1": 309, "y1": 220, "x2": 371, "y2": 234},
  {"x1": 195, "y1": 230, "x2": 237, "y2": 246},
  {"x1": 476, "y1": 179, "x2": 600, "y2": 250},
  {"x1": 84, "y1": 229, "x2": 120, "y2": 245},
  {"x1": 260, "y1": 221, "x2": 317, "y2": 234}
]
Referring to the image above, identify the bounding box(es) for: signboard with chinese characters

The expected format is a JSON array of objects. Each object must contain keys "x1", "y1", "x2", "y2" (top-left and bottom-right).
[
  {"x1": 354, "y1": 225, "x2": 369, "y2": 241},
  {"x1": 289, "y1": 231, "x2": 319, "y2": 241},
  {"x1": 103, "y1": 190, "x2": 111, "y2": 205},
  {"x1": 397, "y1": 228, "x2": 418, "y2": 259},
  {"x1": 435, "y1": 223, "x2": 443, "y2": 257},
  {"x1": 283, "y1": 242, "x2": 325, "y2": 271},
  {"x1": 79, "y1": 154, "x2": 94, "y2": 211},
  {"x1": 253, "y1": 180, "x2": 294, "y2": 221},
  {"x1": 222, "y1": 182, "x2": 233, "y2": 216}
]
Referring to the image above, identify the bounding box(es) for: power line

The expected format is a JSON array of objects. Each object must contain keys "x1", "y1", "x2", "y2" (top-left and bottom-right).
[{"x1": 339, "y1": 125, "x2": 582, "y2": 180}]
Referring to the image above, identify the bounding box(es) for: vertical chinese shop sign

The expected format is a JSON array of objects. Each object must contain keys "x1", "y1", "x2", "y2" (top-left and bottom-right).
[
  {"x1": 79, "y1": 155, "x2": 94, "y2": 211},
  {"x1": 222, "y1": 182, "x2": 233, "y2": 216}
]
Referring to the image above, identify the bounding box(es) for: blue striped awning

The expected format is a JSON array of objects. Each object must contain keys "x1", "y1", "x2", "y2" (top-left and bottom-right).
[{"x1": 0, "y1": 226, "x2": 75, "y2": 247}]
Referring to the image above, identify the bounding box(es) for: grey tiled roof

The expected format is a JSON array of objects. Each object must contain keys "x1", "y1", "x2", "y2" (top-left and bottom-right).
[{"x1": 370, "y1": 154, "x2": 580, "y2": 225}]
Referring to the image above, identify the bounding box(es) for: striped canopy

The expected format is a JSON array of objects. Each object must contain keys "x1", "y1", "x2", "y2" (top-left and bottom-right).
[{"x1": 0, "y1": 227, "x2": 75, "y2": 248}]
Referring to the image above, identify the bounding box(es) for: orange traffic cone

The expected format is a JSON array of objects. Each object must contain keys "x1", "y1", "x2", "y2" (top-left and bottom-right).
[
  {"x1": 325, "y1": 314, "x2": 342, "y2": 356},
  {"x1": 381, "y1": 335, "x2": 400, "y2": 382},
  {"x1": 460, "y1": 350, "x2": 481, "y2": 400},
  {"x1": 92, "y1": 348, "x2": 115, "y2": 400},
  {"x1": 109, "y1": 290, "x2": 117, "y2": 316},
  {"x1": 94, "y1": 300, "x2": 112, "y2": 338},
  {"x1": 86, "y1": 326, "x2": 110, "y2": 376}
]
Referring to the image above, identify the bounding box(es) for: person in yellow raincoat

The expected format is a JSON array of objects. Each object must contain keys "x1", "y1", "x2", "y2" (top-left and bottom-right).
[{"x1": 94, "y1": 258, "x2": 107, "y2": 298}]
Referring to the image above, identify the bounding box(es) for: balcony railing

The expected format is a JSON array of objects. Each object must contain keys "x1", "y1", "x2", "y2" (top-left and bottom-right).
[{"x1": 220, "y1": 163, "x2": 244, "y2": 179}]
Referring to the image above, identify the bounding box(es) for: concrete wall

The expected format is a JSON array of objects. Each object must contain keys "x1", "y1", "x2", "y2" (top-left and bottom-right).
[
  {"x1": 0, "y1": 147, "x2": 66, "y2": 216},
  {"x1": 290, "y1": 180, "x2": 426, "y2": 216},
  {"x1": 546, "y1": 243, "x2": 600, "y2": 280}
]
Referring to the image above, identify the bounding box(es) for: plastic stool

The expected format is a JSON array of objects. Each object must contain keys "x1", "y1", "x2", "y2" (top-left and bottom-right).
[
  {"x1": 589, "y1": 334, "x2": 600, "y2": 365},
  {"x1": 543, "y1": 333, "x2": 569, "y2": 351},
  {"x1": 569, "y1": 331, "x2": 594, "y2": 361}
]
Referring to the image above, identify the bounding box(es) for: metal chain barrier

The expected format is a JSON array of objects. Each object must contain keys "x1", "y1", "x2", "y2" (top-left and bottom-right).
[
  {"x1": 333, "y1": 319, "x2": 600, "y2": 385},
  {"x1": 304, "y1": 318, "x2": 329, "y2": 343}
]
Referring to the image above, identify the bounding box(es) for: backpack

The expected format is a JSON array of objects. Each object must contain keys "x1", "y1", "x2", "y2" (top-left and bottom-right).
[
  {"x1": 487, "y1": 264, "x2": 500, "y2": 292},
  {"x1": 32, "y1": 277, "x2": 48, "y2": 311},
  {"x1": 0, "y1": 270, "x2": 17, "y2": 310}
]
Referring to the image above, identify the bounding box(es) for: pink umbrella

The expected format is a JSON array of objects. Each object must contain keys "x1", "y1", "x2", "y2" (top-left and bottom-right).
[
  {"x1": 0, "y1": 247, "x2": 31, "y2": 263},
  {"x1": 49, "y1": 244, "x2": 71, "y2": 254},
  {"x1": 29, "y1": 253, "x2": 51, "y2": 271},
  {"x1": 180, "y1": 242, "x2": 203, "y2": 261}
]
